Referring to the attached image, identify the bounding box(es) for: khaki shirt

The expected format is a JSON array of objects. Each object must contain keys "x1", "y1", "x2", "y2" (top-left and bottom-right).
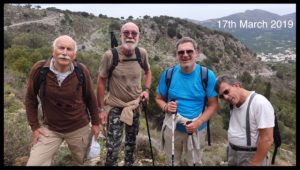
[{"x1": 99, "y1": 46, "x2": 150, "y2": 103}]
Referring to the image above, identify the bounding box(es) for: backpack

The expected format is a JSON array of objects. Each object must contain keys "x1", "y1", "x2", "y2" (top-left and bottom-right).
[
  {"x1": 106, "y1": 47, "x2": 145, "y2": 91},
  {"x1": 34, "y1": 60, "x2": 87, "y2": 111},
  {"x1": 245, "y1": 92, "x2": 281, "y2": 165},
  {"x1": 272, "y1": 115, "x2": 282, "y2": 164},
  {"x1": 165, "y1": 65, "x2": 211, "y2": 146},
  {"x1": 110, "y1": 31, "x2": 118, "y2": 49}
]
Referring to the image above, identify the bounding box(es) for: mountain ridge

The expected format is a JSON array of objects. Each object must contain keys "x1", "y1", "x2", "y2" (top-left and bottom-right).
[
  {"x1": 189, "y1": 9, "x2": 296, "y2": 54},
  {"x1": 4, "y1": 4, "x2": 273, "y2": 77},
  {"x1": 3, "y1": 4, "x2": 296, "y2": 166}
]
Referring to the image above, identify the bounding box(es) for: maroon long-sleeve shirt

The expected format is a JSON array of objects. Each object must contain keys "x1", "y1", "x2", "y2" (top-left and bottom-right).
[{"x1": 25, "y1": 59, "x2": 99, "y2": 133}]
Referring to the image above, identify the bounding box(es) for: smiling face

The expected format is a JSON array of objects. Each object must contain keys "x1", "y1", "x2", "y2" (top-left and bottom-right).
[
  {"x1": 120, "y1": 22, "x2": 140, "y2": 51},
  {"x1": 176, "y1": 42, "x2": 198, "y2": 73},
  {"x1": 52, "y1": 35, "x2": 77, "y2": 67}
]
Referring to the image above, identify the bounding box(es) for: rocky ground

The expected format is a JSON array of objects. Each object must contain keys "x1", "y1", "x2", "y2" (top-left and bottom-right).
[{"x1": 14, "y1": 133, "x2": 295, "y2": 166}]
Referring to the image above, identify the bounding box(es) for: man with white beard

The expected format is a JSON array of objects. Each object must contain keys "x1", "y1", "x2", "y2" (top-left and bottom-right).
[{"x1": 97, "y1": 22, "x2": 152, "y2": 166}]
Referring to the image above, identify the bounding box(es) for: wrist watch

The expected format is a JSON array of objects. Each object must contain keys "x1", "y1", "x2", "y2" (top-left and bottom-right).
[{"x1": 145, "y1": 86, "x2": 151, "y2": 92}]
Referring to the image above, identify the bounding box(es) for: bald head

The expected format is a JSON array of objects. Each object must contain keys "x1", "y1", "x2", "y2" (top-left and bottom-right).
[
  {"x1": 121, "y1": 22, "x2": 139, "y2": 33},
  {"x1": 120, "y1": 22, "x2": 140, "y2": 53}
]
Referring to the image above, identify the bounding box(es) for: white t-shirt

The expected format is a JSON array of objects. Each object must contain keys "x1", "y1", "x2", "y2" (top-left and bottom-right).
[{"x1": 228, "y1": 91, "x2": 275, "y2": 147}]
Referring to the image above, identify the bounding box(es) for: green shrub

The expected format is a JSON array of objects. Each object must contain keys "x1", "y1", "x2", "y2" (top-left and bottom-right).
[
  {"x1": 4, "y1": 31, "x2": 13, "y2": 49},
  {"x1": 4, "y1": 110, "x2": 31, "y2": 165},
  {"x1": 4, "y1": 84, "x2": 22, "y2": 113},
  {"x1": 12, "y1": 33, "x2": 47, "y2": 49}
]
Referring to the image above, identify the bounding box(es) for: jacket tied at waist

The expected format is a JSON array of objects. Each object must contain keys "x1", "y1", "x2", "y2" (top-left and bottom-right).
[
  {"x1": 105, "y1": 95, "x2": 141, "y2": 126},
  {"x1": 161, "y1": 113, "x2": 201, "y2": 151}
]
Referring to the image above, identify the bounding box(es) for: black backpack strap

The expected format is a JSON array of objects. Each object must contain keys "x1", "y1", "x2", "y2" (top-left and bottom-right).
[
  {"x1": 74, "y1": 62, "x2": 86, "y2": 103},
  {"x1": 201, "y1": 66, "x2": 210, "y2": 146},
  {"x1": 119, "y1": 48, "x2": 144, "y2": 68},
  {"x1": 271, "y1": 115, "x2": 281, "y2": 164},
  {"x1": 165, "y1": 66, "x2": 174, "y2": 102},
  {"x1": 34, "y1": 61, "x2": 49, "y2": 121},
  {"x1": 36, "y1": 66, "x2": 49, "y2": 98},
  {"x1": 106, "y1": 47, "x2": 145, "y2": 91},
  {"x1": 201, "y1": 66, "x2": 208, "y2": 90},
  {"x1": 135, "y1": 47, "x2": 144, "y2": 70},
  {"x1": 246, "y1": 92, "x2": 257, "y2": 146},
  {"x1": 74, "y1": 61, "x2": 90, "y2": 120},
  {"x1": 74, "y1": 62, "x2": 84, "y2": 90},
  {"x1": 107, "y1": 48, "x2": 119, "y2": 91}
]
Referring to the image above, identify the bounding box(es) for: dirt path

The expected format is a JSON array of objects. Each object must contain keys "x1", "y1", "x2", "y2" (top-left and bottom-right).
[{"x1": 4, "y1": 14, "x2": 60, "y2": 30}]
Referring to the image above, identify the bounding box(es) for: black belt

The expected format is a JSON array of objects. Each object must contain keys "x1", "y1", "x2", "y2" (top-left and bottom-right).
[{"x1": 229, "y1": 143, "x2": 257, "y2": 152}]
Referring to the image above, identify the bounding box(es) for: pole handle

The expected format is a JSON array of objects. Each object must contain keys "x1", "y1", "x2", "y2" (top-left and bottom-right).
[
  {"x1": 186, "y1": 121, "x2": 193, "y2": 135},
  {"x1": 170, "y1": 99, "x2": 177, "y2": 115}
]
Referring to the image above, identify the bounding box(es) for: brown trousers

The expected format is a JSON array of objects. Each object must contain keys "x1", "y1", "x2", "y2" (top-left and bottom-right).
[{"x1": 26, "y1": 124, "x2": 90, "y2": 166}]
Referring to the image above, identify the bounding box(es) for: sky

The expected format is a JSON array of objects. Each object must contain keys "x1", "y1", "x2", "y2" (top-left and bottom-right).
[{"x1": 25, "y1": 3, "x2": 296, "y2": 21}]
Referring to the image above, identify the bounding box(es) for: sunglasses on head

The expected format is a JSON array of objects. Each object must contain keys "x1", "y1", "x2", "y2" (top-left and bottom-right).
[
  {"x1": 122, "y1": 31, "x2": 138, "y2": 38},
  {"x1": 177, "y1": 50, "x2": 194, "y2": 56},
  {"x1": 219, "y1": 89, "x2": 230, "y2": 99}
]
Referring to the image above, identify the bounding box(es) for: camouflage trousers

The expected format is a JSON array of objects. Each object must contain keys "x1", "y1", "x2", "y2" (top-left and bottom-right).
[{"x1": 105, "y1": 107, "x2": 140, "y2": 166}]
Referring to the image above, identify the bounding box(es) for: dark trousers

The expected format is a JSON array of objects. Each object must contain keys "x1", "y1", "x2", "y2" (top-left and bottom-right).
[{"x1": 105, "y1": 107, "x2": 140, "y2": 166}]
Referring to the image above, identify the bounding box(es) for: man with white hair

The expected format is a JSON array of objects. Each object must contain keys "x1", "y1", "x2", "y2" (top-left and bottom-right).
[
  {"x1": 25, "y1": 35, "x2": 100, "y2": 165},
  {"x1": 97, "y1": 22, "x2": 152, "y2": 166}
]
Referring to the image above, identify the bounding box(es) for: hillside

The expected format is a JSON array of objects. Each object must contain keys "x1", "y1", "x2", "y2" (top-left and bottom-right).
[
  {"x1": 4, "y1": 4, "x2": 272, "y2": 76},
  {"x1": 3, "y1": 4, "x2": 296, "y2": 166},
  {"x1": 195, "y1": 9, "x2": 296, "y2": 54}
]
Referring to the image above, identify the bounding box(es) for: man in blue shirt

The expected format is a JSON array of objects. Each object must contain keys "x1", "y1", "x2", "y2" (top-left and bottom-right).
[{"x1": 155, "y1": 37, "x2": 218, "y2": 166}]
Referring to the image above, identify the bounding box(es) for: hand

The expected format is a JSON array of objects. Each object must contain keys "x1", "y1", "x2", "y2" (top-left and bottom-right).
[
  {"x1": 91, "y1": 125, "x2": 100, "y2": 138},
  {"x1": 140, "y1": 90, "x2": 149, "y2": 103},
  {"x1": 99, "y1": 111, "x2": 108, "y2": 125},
  {"x1": 167, "y1": 100, "x2": 177, "y2": 114},
  {"x1": 32, "y1": 128, "x2": 48, "y2": 145},
  {"x1": 185, "y1": 121, "x2": 198, "y2": 134}
]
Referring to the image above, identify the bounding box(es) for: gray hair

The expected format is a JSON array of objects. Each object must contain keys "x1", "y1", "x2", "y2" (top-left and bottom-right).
[
  {"x1": 215, "y1": 75, "x2": 241, "y2": 93},
  {"x1": 52, "y1": 35, "x2": 77, "y2": 52},
  {"x1": 175, "y1": 37, "x2": 198, "y2": 49}
]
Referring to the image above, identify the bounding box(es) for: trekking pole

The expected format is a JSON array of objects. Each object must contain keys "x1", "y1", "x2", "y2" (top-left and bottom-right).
[
  {"x1": 186, "y1": 121, "x2": 196, "y2": 166},
  {"x1": 142, "y1": 99, "x2": 155, "y2": 166},
  {"x1": 207, "y1": 120, "x2": 211, "y2": 146},
  {"x1": 170, "y1": 99, "x2": 176, "y2": 166}
]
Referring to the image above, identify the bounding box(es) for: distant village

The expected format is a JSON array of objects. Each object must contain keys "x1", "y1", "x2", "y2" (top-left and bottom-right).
[{"x1": 257, "y1": 48, "x2": 296, "y2": 63}]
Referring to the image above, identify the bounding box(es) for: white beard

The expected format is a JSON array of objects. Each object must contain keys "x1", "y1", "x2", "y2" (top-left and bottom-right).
[{"x1": 121, "y1": 39, "x2": 138, "y2": 50}]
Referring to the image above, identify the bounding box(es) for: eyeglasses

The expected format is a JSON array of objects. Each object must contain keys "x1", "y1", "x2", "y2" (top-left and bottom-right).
[
  {"x1": 219, "y1": 88, "x2": 230, "y2": 99},
  {"x1": 122, "y1": 31, "x2": 139, "y2": 38},
  {"x1": 177, "y1": 50, "x2": 194, "y2": 56}
]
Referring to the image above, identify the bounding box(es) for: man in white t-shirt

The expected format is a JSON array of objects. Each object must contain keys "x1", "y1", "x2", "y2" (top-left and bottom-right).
[{"x1": 215, "y1": 75, "x2": 274, "y2": 166}]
